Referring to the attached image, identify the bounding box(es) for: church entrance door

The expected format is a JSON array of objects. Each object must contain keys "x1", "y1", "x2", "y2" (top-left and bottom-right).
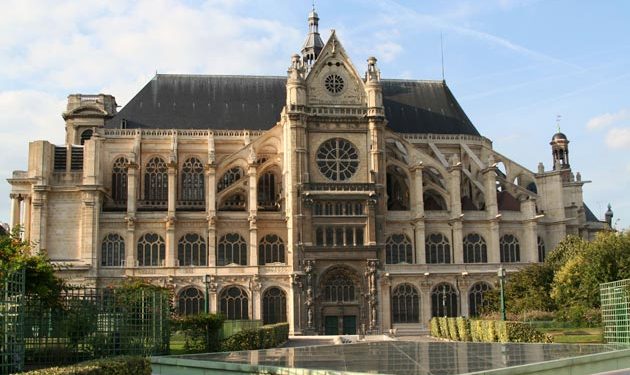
[
  {"x1": 324, "y1": 316, "x2": 339, "y2": 335},
  {"x1": 342, "y1": 315, "x2": 357, "y2": 334}
]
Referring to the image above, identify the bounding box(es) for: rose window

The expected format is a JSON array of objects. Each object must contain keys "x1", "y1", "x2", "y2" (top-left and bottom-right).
[
  {"x1": 324, "y1": 74, "x2": 344, "y2": 94},
  {"x1": 316, "y1": 138, "x2": 359, "y2": 181}
]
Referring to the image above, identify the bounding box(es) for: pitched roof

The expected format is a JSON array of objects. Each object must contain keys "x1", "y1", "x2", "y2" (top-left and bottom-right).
[{"x1": 105, "y1": 74, "x2": 480, "y2": 136}]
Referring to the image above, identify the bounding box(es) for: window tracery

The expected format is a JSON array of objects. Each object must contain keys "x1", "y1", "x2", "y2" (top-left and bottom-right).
[
  {"x1": 178, "y1": 233, "x2": 207, "y2": 266},
  {"x1": 431, "y1": 283, "x2": 458, "y2": 317},
  {"x1": 324, "y1": 272, "x2": 356, "y2": 303},
  {"x1": 181, "y1": 157, "x2": 204, "y2": 202},
  {"x1": 217, "y1": 167, "x2": 243, "y2": 192},
  {"x1": 217, "y1": 233, "x2": 247, "y2": 266},
  {"x1": 425, "y1": 233, "x2": 451, "y2": 264},
  {"x1": 392, "y1": 283, "x2": 420, "y2": 323},
  {"x1": 220, "y1": 286, "x2": 249, "y2": 320},
  {"x1": 137, "y1": 233, "x2": 165, "y2": 266},
  {"x1": 258, "y1": 234, "x2": 285, "y2": 265},
  {"x1": 463, "y1": 233, "x2": 488, "y2": 263},
  {"x1": 262, "y1": 287, "x2": 287, "y2": 325},
  {"x1": 537, "y1": 236, "x2": 546, "y2": 262},
  {"x1": 385, "y1": 234, "x2": 413, "y2": 264},
  {"x1": 386, "y1": 165, "x2": 410, "y2": 211},
  {"x1": 316, "y1": 138, "x2": 359, "y2": 181},
  {"x1": 144, "y1": 157, "x2": 168, "y2": 202},
  {"x1": 257, "y1": 171, "x2": 278, "y2": 210},
  {"x1": 468, "y1": 282, "x2": 492, "y2": 317},
  {"x1": 111, "y1": 157, "x2": 128, "y2": 204},
  {"x1": 500, "y1": 234, "x2": 520, "y2": 263},
  {"x1": 101, "y1": 233, "x2": 125, "y2": 267},
  {"x1": 178, "y1": 287, "x2": 205, "y2": 316}
]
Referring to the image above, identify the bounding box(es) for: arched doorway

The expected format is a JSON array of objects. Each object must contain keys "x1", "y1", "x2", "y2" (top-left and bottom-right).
[{"x1": 318, "y1": 266, "x2": 362, "y2": 335}]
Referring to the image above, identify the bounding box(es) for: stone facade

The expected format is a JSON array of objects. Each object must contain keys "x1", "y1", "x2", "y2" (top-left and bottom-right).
[{"x1": 7, "y1": 12, "x2": 609, "y2": 335}]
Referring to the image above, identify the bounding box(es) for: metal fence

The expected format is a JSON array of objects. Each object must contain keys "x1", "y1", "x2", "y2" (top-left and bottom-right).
[
  {"x1": 0, "y1": 269, "x2": 25, "y2": 374},
  {"x1": 220, "y1": 320, "x2": 262, "y2": 340},
  {"x1": 600, "y1": 279, "x2": 630, "y2": 344},
  {"x1": 23, "y1": 287, "x2": 170, "y2": 370}
]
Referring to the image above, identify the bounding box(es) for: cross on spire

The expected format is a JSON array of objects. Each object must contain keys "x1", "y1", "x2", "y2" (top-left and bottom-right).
[{"x1": 556, "y1": 114, "x2": 562, "y2": 132}]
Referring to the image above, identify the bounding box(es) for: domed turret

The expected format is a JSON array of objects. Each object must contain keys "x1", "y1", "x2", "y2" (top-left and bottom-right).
[
  {"x1": 301, "y1": 6, "x2": 324, "y2": 68},
  {"x1": 550, "y1": 131, "x2": 570, "y2": 170}
]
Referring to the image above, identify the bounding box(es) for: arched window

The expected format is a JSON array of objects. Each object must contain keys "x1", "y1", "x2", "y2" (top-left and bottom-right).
[
  {"x1": 258, "y1": 234, "x2": 285, "y2": 265},
  {"x1": 386, "y1": 165, "x2": 410, "y2": 211},
  {"x1": 217, "y1": 233, "x2": 247, "y2": 266},
  {"x1": 463, "y1": 233, "x2": 488, "y2": 263},
  {"x1": 101, "y1": 233, "x2": 125, "y2": 267},
  {"x1": 262, "y1": 287, "x2": 287, "y2": 325},
  {"x1": 178, "y1": 233, "x2": 207, "y2": 266},
  {"x1": 385, "y1": 234, "x2": 413, "y2": 264},
  {"x1": 178, "y1": 287, "x2": 205, "y2": 316},
  {"x1": 469, "y1": 282, "x2": 492, "y2": 317},
  {"x1": 423, "y1": 190, "x2": 447, "y2": 210},
  {"x1": 258, "y1": 171, "x2": 278, "y2": 211},
  {"x1": 431, "y1": 283, "x2": 458, "y2": 317},
  {"x1": 538, "y1": 236, "x2": 546, "y2": 262},
  {"x1": 80, "y1": 129, "x2": 93, "y2": 145},
  {"x1": 220, "y1": 286, "x2": 249, "y2": 320},
  {"x1": 111, "y1": 157, "x2": 128, "y2": 204},
  {"x1": 324, "y1": 272, "x2": 356, "y2": 303},
  {"x1": 217, "y1": 167, "x2": 244, "y2": 192},
  {"x1": 426, "y1": 233, "x2": 451, "y2": 264},
  {"x1": 392, "y1": 283, "x2": 420, "y2": 323},
  {"x1": 137, "y1": 233, "x2": 165, "y2": 266},
  {"x1": 219, "y1": 193, "x2": 246, "y2": 211},
  {"x1": 144, "y1": 157, "x2": 168, "y2": 202},
  {"x1": 500, "y1": 234, "x2": 520, "y2": 263},
  {"x1": 181, "y1": 157, "x2": 204, "y2": 202}
]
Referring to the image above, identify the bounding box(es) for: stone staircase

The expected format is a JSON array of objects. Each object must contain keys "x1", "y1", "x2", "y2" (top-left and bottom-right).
[{"x1": 392, "y1": 324, "x2": 429, "y2": 337}]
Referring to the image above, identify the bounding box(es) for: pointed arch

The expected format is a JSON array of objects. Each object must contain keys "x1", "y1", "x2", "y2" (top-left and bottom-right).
[
  {"x1": 431, "y1": 283, "x2": 458, "y2": 317},
  {"x1": 220, "y1": 286, "x2": 249, "y2": 320},
  {"x1": 386, "y1": 164, "x2": 410, "y2": 211},
  {"x1": 181, "y1": 157, "x2": 204, "y2": 202},
  {"x1": 178, "y1": 287, "x2": 205, "y2": 316},
  {"x1": 262, "y1": 287, "x2": 287, "y2": 325},
  {"x1": 144, "y1": 156, "x2": 168, "y2": 202},
  {"x1": 468, "y1": 282, "x2": 492, "y2": 317},
  {"x1": 111, "y1": 157, "x2": 128, "y2": 204},
  {"x1": 391, "y1": 283, "x2": 420, "y2": 323}
]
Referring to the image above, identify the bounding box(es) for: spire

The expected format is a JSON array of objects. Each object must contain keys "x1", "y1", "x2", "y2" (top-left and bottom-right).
[
  {"x1": 550, "y1": 117, "x2": 570, "y2": 171},
  {"x1": 301, "y1": 4, "x2": 324, "y2": 68}
]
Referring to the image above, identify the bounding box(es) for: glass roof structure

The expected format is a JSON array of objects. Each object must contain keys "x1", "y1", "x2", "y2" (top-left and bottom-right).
[{"x1": 154, "y1": 341, "x2": 630, "y2": 374}]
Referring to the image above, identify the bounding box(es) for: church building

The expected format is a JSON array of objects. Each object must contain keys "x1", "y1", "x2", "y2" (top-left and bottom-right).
[{"x1": 7, "y1": 10, "x2": 611, "y2": 335}]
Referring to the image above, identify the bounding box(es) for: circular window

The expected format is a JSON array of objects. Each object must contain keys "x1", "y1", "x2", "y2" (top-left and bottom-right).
[
  {"x1": 324, "y1": 74, "x2": 344, "y2": 94},
  {"x1": 316, "y1": 138, "x2": 359, "y2": 181}
]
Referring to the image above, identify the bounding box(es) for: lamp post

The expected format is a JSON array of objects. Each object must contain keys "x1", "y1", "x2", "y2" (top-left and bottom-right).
[
  {"x1": 203, "y1": 274, "x2": 210, "y2": 314},
  {"x1": 498, "y1": 267, "x2": 507, "y2": 321}
]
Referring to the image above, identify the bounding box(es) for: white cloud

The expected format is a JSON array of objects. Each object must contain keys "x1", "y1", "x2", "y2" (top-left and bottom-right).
[
  {"x1": 606, "y1": 128, "x2": 630, "y2": 149},
  {"x1": 587, "y1": 109, "x2": 630, "y2": 130}
]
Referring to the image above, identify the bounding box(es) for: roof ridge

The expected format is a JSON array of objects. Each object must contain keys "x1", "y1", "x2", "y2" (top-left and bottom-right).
[{"x1": 156, "y1": 73, "x2": 286, "y2": 80}]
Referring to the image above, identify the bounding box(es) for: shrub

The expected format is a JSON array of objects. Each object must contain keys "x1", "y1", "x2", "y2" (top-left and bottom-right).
[
  {"x1": 481, "y1": 320, "x2": 498, "y2": 342},
  {"x1": 470, "y1": 320, "x2": 483, "y2": 342},
  {"x1": 173, "y1": 313, "x2": 225, "y2": 353},
  {"x1": 520, "y1": 310, "x2": 556, "y2": 322},
  {"x1": 447, "y1": 318, "x2": 459, "y2": 341},
  {"x1": 220, "y1": 323, "x2": 289, "y2": 352},
  {"x1": 437, "y1": 317, "x2": 450, "y2": 339},
  {"x1": 501, "y1": 322, "x2": 552, "y2": 343},
  {"x1": 430, "y1": 318, "x2": 441, "y2": 338},
  {"x1": 21, "y1": 356, "x2": 150, "y2": 375},
  {"x1": 456, "y1": 317, "x2": 470, "y2": 341}
]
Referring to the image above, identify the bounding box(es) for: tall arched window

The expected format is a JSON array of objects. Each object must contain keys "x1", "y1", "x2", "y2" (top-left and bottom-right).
[
  {"x1": 178, "y1": 233, "x2": 207, "y2": 266},
  {"x1": 500, "y1": 234, "x2": 520, "y2": 263},
  {"x1": 386, "y1": 166, "x2": 410, "y2": 211},
  {"x1": 537, "y1": 236, "x2": 546, "y2": 262},
  {"x1": 258, "y1": 171, "x2": 278, "y2": 211},
  {"x1": 324, "y1": 271, "x2": 356, "y2": 303},
  {"x1": 80, "y1": 129, "x2": 93, "y2": 145},
  {"x1": 392, "y1": 283, "x2": 420, "y2": 323},
  {"x1": 431, "y1": 283, "x2": 458, "y2": 317},
  {"x1": 144, "y1": 157, "x2": 168, "y2": 202},
  {"x1": 258, "y1": 234, "x2": 285, "y2": 265},
  {"x1": 181, "y1": 157, "x2": 204, "y2": 202},
  {"x1": 101, "y1": 233, "x2": 125, "y2": 267},
  {"x1": 426, "y1": 233, "x2": 451, "y2": 264},
  {"x1": 385, "y1": 234, "x2": 413, "y2": 264},
  {"x1": 217, "y1": 167, "x2": 244, "y2": 192},
  {"x1": 220, "y1": 286, "x2": 249, "y2": 320},
  {"x1": 111, "y1": 157, "x2": 128, "y2": 204},
  {"x1": 262, "y1": 287, "x2": 287, "y2": 325},
  {"x1": 178, "y1": 287, "x2": 205, "y2": 316},
  {"x1": 469, "y1": 282, "x2": 492, "y2": 317},
  {"x1": 217, "y1": 233, "x2": 247, "y2": 266},
  {"x1": 463, "y1": 233, "x2": 488, "y2": 263},
  {"x1": 137, "y1": 233, "x2": 165, "y2": 266}
]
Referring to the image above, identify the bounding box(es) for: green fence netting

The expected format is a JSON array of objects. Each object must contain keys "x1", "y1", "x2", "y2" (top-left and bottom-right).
[
  {"x1": 220, "y1": 320, "x2": 262, "y2": 340},
  {"x1": 0, "y1": 269, "x2": 25, "y2": 374},
  {"x1": 23, "y1": 287, "x2": 170, "y2": 370},
  {"x1": 600, "y1": 279, "x2": 630, "y2": 344}
]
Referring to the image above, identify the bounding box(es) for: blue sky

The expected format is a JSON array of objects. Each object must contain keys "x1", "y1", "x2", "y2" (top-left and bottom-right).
[{"x1": 1, "y1": 0, "x2": 629, "y2": 228}]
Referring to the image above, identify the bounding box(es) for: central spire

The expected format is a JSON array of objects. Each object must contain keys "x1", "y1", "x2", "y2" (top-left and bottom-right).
[{"x1": 301, "y1": 5, "x2": 324, "y2": 68}]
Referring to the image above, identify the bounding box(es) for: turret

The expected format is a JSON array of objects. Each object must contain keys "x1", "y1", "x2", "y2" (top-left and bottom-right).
[
  {"x1": 63, "y1": 94, "x2": 117, "y2": 145},
  {"x1": 550, "y1": 131, "x2": 570, "y2": 170},
  {"x1": 301, "y1": 7, "x2": 324, "y2": 69},
  {"x1": 605, "y1": 204, "x2": 614, "y2": 227}
]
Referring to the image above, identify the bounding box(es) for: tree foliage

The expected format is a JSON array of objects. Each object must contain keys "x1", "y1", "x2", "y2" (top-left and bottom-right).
[{"x1": 0, "y1": 229, "x2": 64, "y2": 306}]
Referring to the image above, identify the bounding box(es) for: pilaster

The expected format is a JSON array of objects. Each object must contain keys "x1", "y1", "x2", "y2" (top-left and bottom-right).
[
  {"x1": 414, "y1": 221, "x2": 426, "y2": 264},
  {"x1": 9, "y1": 194, "x2": 22, "y2": 231},
  {"x1": 483, "y1": 157, "x2": 500, "y2": 263},
  {"x1": 248, "y1": 159, "x2": 258, "y2": 266}
]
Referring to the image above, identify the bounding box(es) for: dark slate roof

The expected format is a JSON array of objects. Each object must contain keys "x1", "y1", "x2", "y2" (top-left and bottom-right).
[
  {"x1": 584, "y1": 204, "x2": 601, "y2": 223},
  {"x1": 105, "y1": 74, "x2": 480, "y2": 135}
]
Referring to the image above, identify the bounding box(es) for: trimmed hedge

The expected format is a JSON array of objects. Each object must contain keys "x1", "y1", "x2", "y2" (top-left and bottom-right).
[
  {"x1": 20, "y1": 356, "x2": 150, "y2": 375},
  {"x1": 430, "y1": 317, "x2": 551, "y2": 343},
  {"x1": 172, "y1": 313, "x2": 225, "y2": 352},
  {"x1": 220, "y1": 323, "x2": 289, "y2": 352}
]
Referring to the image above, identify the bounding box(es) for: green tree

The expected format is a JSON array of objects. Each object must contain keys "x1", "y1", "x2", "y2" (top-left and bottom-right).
[{"x1": 0, "y1": 229, "x2": 64, "y2": 306}]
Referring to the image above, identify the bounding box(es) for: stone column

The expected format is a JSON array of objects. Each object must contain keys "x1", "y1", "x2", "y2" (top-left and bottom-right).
[
  {"x1": 483, "y1": 157, "x2": 500, "y2": 263},
  {"x1": 459, "y1": 278, "x2": 471, "y2": 317},
  {"x1": 166, "y1": 163, "x2": 177, "y2": 267},
  {"x1": 414, "y1": 221, "x2": 426, "y2": 264},
  {"x1": 411, "y1": 163, "x2": 424, "y2": 219},
  {"x1": 125, "y1": 218, "x2": 136, "y2": 267},
  {"x1": 522, "y1": 200, "x2": 538, "y2": 263},
  {"x1": 126, "y1": 162, "x2": 138, "y2": 214},
  {"x1": 419, "y1": 281, "x2": 432, "y2": 327},
  {"x1": 449, "y1": 156, "x2": 463, "y2": 264},
  {"x1": 167, "y1": 164, "x2": 177, "y2": 215},
  {"x1": 451, "y1": 221, "x2": 464, "y2": 264},
  {"x1": 380, "y1": 273, "x2": 392, "y2": 331},
  {"x1": 208, "y1": 276, "x2": 218, "y2": 313},
  {"x1": 23, "y1": 196, "x2": 31, "y2": 241},
  {"x1": 9, "y1": 194, "x2": 22, "y2": 231},
  {"x1": 206, "y1": 162, "x2": 217, "y2": 267},
  {"x1": 80, "y1": 191, "x2": 99, "y2": 266},
  {"x1": 248, "y1": 161, "x2": 258, "y2": 266},
  {"x1": 251, "y1": 275, "x2": 262, "y2": 320},
  {"x1": 165, "y1": 216, "x2": 176, "y2": 267},
  {"x1": 366, "y1": 197, "x2": 377, "y2": 245},
  {"x1": 30, "y1": 190, "x2": 47, "y2": 252},
  {"x1": 290, "y1": 273, "x2": 303, "y2": 335}
]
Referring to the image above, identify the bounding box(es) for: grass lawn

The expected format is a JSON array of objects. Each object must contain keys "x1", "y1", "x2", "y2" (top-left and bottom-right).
[{"x1": 539, "y1": 327, "x2": 604, "y2": 344}]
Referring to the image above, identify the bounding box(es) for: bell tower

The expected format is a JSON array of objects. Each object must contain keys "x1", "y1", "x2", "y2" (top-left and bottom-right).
[
  {"x1": 301, "y1": 5, "x2": 324, "y2": 69},
  {"x1": 550, "y1": 131, "x2": 570, "y2": 170}
]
